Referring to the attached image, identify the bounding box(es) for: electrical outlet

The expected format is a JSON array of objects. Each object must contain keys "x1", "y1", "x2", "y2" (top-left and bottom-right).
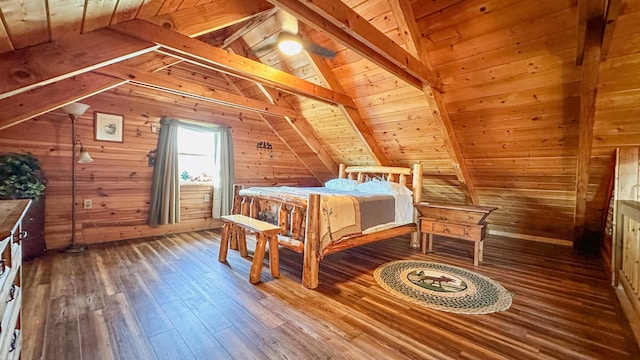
[
  {"x1": 204, "y1": 193, "x2": 210, "y2": 202},
  {"x1": 83, "y1": 199, "x2": 92, "y2": 209}
]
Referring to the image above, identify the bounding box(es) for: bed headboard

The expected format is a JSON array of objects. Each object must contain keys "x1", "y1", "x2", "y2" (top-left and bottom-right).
[{"x1": 338, "y1": 163, "x2": 423, "y2": 203}]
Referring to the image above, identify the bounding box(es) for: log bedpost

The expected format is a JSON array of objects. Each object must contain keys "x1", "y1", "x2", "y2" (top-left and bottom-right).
[
  {"x1": 302, "y1": 193, "x2": 321, "y2": 289},
  {"x1": 291, "y1": 206, "x2": 303, "y2": 240},
  {"x1": 241, "y1": 197, "x2": 250, "y2": 216},
  {"x1": 250, "y1": 198, "x2": 258, "y2": 218},
  {"x1": 339, "y1": 163, "x2": 347, "y2": 178},
  {"x1": 232, "y1": 185, "x2": 243, "y2": 214},
  {"x1": 410, "y1": 163, "x2": 424, "y2": 248},
  {"x1": 279, "y1": 203, "x2": 290, "y2": 235},
  {"x1": 412, "y1": 163, "x2": 423, "y2": 203}
]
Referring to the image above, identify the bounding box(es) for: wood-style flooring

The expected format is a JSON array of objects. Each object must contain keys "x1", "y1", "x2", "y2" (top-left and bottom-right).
[{"x1": 22, "y1": 231, "x2": 639, "y2": 359}]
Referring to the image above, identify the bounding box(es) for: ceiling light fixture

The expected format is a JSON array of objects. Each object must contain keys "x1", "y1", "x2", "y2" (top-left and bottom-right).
[{"x1": 277, "y1": 33, "x2": 303, "y2": 56}]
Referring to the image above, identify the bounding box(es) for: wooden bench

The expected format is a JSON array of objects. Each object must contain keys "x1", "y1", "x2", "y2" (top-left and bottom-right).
[{"x1": 218, "y1": 214, "x2": 281, "y2": 283}]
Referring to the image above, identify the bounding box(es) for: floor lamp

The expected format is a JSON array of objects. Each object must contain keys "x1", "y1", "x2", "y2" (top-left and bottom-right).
[{"x1": 60, "y1": 102, "x2": 94, "y2": 253}]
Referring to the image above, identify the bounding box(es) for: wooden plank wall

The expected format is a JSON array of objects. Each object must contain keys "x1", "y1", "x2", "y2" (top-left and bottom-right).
[
  {"x1": 0, "y1": 83, "x2": 318, "y2": 249},
  {"x1": 414, "y1": 0, "x2": 582, "y2": 242}
]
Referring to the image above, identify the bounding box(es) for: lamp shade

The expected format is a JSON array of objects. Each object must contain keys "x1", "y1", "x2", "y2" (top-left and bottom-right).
[
  {"x1": 62, "y1": 102, "x2": 90, "y2": 116},
  {"x1": 78, "y1": 147, "x2": 94, "y2": 163}
]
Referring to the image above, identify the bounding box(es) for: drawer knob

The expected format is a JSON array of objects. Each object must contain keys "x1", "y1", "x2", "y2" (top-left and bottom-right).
[
  {"x1": 7, "y1": 284, "x2": 15, "y2": 303},
  {"x1": 9, "y1": 330, "x2": 17, "y2": 352},
  {"x1": 13, "y1": 230, "x2": 27, "y2": 244}
]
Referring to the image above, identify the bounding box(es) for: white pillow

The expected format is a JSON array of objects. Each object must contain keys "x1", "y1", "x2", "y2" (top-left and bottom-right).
[
  {"x1": 355, "y1": 181, "x2": 413, "y2": 196},
  {"x1": 324, "y1": 178, "x2": 358, "y2": 191}
]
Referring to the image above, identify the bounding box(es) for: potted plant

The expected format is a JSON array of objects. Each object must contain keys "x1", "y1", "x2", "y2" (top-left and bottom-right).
[
  {"x1": 0, "y1": 152, "x2": 46, "y2": 199},
  {"x1": 0, "y1": 152, "x2": 47, "y2": 260}
]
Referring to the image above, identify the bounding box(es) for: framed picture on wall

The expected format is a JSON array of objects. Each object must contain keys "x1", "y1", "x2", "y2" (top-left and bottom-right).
[{"x1": 94, "y1": 112, "x2": 124, "y2": 142}]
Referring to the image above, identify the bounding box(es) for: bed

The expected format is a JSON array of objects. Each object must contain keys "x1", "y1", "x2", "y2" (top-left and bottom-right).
[{"x1": 233, "y1": 163, "x2": 423, "y2": 288}]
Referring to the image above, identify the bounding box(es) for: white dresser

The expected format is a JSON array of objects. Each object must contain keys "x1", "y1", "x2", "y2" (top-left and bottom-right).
[{"x1": 0, "y1": 199, "x2": 30, "y2": 360}]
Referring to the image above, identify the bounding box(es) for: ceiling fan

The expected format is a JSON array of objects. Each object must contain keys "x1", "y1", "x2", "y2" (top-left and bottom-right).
[{"x1": 254, "y1": 10, "x2": 337, "y2": 59}]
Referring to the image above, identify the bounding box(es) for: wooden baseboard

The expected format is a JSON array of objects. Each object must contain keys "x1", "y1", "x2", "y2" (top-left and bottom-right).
[{"x1": 488, "y1": 229, "x2": 572, "y2": 246}]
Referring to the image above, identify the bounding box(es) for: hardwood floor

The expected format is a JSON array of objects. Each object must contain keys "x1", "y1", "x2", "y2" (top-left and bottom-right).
[{"x1": 22, "y1": 231, "x2": 639, "y2": 359}]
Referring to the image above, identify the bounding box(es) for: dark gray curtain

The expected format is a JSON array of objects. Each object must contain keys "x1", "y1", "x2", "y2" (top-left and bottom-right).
[
  {"x1": 149, "y1": 117, "x2": 180, "y2": 226},
  {"x1": 149, "y1": 117, "x2": 234, "y2": 226}
]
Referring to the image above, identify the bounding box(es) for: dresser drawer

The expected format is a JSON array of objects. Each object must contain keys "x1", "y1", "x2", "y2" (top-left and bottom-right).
[{"x1": 420, "y1": 218, "x2": 484, "y2": 242}]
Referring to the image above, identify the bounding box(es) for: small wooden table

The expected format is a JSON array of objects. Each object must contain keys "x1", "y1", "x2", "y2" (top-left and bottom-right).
[{"x1": 415, "y1": 202, "x2": 497, "y2": 266}]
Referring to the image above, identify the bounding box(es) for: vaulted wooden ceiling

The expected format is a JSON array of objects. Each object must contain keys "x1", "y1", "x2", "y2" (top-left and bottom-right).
[{"x1": 1, "y1": 0, "x2": 639, "y2": 244}]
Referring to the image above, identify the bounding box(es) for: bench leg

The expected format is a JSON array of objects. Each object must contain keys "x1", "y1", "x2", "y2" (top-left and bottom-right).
[
  {"x1": 268, "y1": 235, "x2": 280, "y2": 278},
  {"x1": 218, "y1": 223, "x2": 231, "y2": 262},
  {"x1": 230, "y1": 225, "x2": 238, "y2": 250},
  {"x1": 237, "y1": 228, "x2": 248, "y2": 257},
  {"x1": 478, "y1": 240, "x2": 484, "y2": 263},
  {"x1": 250, "y1": 233, "x2": 268, "y2": 283}
]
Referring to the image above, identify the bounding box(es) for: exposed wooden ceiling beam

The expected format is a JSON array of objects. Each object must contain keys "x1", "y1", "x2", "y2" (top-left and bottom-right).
[
  {"x1": 267, "y1": 0, "x2": 440, "y2": 90},
  {"x1": 143, "y1": 0, "x2": 275, "y2": 37},
  {"x1": 600, "y1": 0, "x2": 624, "y2": 61},
  {"x1": 574, "y1": 0, "x2": 607, "y2": 241},
  {"x1": 0, "y1": 28, "x2": 157, "y2": 100},
  {"x1": 109, "y1": 20, "x2": 357, "y2": 109},
  {"x1": 0, "y1": 73, "x2": 125, "y2": 130},
  {"x1": 390, "y1": 0, "x2": 478, "y2": 204},
  {"x1": 93, "y1": 63, "x2": 303, "y2": 118},
  {"x1": 305, "y1": 50, "x2": 389, "y2": 166},
  {"x1": 576, "y1": 0, "x2": 610, "y2": 65}
]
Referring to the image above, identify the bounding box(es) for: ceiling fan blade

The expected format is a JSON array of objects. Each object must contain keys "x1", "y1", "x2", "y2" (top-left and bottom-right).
[
  {"x1": 303, "y1": 39, "x2": 337, "y2": 59},
  {"x1": 252, "y1": 42, "x2": 277, "y2": 54}
]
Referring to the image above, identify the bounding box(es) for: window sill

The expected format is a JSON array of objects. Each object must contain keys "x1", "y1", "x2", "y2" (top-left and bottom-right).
[{"x1": 179, "y1": 181, "x2": 215, "y2": 187}]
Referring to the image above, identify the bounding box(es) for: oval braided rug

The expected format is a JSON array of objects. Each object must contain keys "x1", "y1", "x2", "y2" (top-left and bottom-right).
[{"x1": 373, "y1": 260, "x2": 512, "y2": 314}]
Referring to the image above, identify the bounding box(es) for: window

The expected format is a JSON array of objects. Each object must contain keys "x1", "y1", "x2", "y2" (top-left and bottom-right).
[{"x1": 177, "y1": 127, "x2": 217, "y2": 184}]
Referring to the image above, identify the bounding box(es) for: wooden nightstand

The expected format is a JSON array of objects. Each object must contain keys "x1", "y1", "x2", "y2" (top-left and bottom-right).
[{"x1": 415, "y1": 202, "x2": 497, "y2": 266}]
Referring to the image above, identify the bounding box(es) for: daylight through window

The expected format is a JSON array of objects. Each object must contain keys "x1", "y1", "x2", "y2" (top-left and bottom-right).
[{"x1": 177, "y1": 127, "x2": 217, "y2": 184}]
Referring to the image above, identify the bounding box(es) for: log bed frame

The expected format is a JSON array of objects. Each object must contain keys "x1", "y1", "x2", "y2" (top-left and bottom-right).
[{"x1": 233, "y1": 163, "x2": 423, "y2": 288}]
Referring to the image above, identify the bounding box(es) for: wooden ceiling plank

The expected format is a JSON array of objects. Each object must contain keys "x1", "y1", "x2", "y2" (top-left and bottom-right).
[
  {"x1": 0, "y1": 73, "x2": 126, "y2": 131},
  {"x1": 0, "y1": 28, "x2": 157, "y2": 100},
  {"x1": 48, "y1": 0, "x2": 85, "y2": 40},
  {"x1": 143, "y1": 0, "x2": 274, "y2": 37},
  {"x1": 0, "y1": 0, "x2": 48, "y2": 49},
  {"x1": 221, "y1": 7, "x2": 280, "y2": 48},
  {"x1": 109, "y1": 19, "x2": 356, "y2": 108},
  {"x1": 574, "y1": 0, "x2": 607, "y2": 241},
  {"x1": 268, "y1": 0, "x2": 440, "y2": 90},
  {"x1": 601, "y1": 0, "x2": 624, "y2": 61},
  {"x1": 391, "y1": 0, "x2": 478, "y2": 204},
  {"x1": 82, "y1": 0, "x2": 119, "y2": 33},
  {"x1": 94, "y1": 63, "x2": 303, "y2": 118},
  {"x1": 0, "y1": 19, "x2": 13, "y2": 54},
  {"x1": 305, "y1": 50, "x2": 389, "y2": 166}
]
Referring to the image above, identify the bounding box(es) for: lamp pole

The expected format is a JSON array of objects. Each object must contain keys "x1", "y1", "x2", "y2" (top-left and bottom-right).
[{"x1": 60, "y1": 103, "x2": 91, "y2": 253}]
